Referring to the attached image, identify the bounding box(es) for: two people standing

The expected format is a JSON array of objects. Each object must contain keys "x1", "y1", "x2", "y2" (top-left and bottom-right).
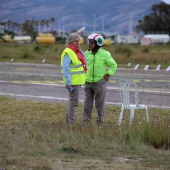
[{"x1": 61, "y1": 33, "x2": 117, "y2": 126}]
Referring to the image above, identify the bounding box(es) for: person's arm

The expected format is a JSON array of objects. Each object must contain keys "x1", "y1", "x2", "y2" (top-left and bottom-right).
[
  {"x1": 106, "y1": 54, "x2": 117, "y2": 76},
  {"x1": 62, "y1": 55, "x2": 71, "y2": 86},
  {"x1": 104, "y1": 53, "x2": 117, "y2": 81}
]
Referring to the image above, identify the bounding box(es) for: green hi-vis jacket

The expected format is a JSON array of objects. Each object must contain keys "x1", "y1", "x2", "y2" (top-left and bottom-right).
[
  {"x1": 85, "y1": 48, "x2": 117, "y2": 83},
  {"x1": 61, "y1": 48, "x2": 86, "y2": 85}
]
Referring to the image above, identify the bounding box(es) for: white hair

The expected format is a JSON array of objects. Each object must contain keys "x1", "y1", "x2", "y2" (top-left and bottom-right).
[{"x1": 65, "y1": 32, "x2": 80, "y2": 47}]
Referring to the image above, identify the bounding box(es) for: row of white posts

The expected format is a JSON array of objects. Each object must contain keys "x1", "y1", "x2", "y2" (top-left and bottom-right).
[
  {"x1": 11, "y1": 58, "x2": 47, "y2": 63},
  {"x1": 127, "y1": 63, "x2": 170, "y2": 71},
  {"x1": 10, "y1": 58, "x2": 170, "y2": 71}
]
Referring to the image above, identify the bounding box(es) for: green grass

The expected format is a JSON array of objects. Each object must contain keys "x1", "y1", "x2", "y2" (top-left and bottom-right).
[
  {"x1": 0, "y1": 41, "x2": 170, "y2": 169},
  {"x1": 0, "y1": 96, "x2": 169, "y2": 170},
  {"x1": 0, "y1": 41, "x2": 170, "y2": 69}
]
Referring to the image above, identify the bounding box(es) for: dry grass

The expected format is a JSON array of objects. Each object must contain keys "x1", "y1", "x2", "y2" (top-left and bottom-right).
[
  {"x1": 0, "y1": 42, "x2": 170, "y2": 68},
  {"x1": 0, "y1": 96, "x2": 169, "y2": 170}
]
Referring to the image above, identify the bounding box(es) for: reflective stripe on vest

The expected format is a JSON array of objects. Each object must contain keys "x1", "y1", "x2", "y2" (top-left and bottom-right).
[
  {"x1": 70, "y1": 64, "x2": 83, "y2": 68},
  {"x1": 62, "y1": 70, "x2": 84, "y2": 76},
  {"x1": 69, "y1": 70, "x2": 84, "y2": 75},
  {"x1": 61, "y1": 64, "x2": 84, "y2": 75}
]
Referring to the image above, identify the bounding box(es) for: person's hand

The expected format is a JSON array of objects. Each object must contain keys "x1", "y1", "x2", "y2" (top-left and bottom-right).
[
  {"x1": 66, "y1": 85, "x2": 71, "y2": 91},
  {"x1": 66, "y1": 85, "x2": 74, "y2": 92},
  {"x1": 77, "y1": 44, "x2": 82, "y2": 52},
  {"x1": 104, "y1": 74, "x2": 110, "y2": 82}
]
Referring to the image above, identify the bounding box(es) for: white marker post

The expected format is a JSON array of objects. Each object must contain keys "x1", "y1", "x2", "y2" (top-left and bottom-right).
[
  {"x1": 42, "y1": 59, "x2": 46, "y2": 63},
  {"x1": 144, "y1": 65, "x2": 149, "y2": 70},
  {"x1": 134, "y1": 64, "x2": 139, "y2": 70},
  {"x1": 156, "y1": 64, "x2": 161, "y2": 71},
  {"x1": 127, "y1": 62, "x2": 132, "y2": 67},
  {"x1": 166, "y1": 66, "x2": 170, "y2": 71}
]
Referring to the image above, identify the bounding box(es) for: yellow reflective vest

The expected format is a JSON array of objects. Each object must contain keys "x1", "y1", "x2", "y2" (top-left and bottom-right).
[{"x1": 61, "y1": 48, "x2": 86, "y2": 85}]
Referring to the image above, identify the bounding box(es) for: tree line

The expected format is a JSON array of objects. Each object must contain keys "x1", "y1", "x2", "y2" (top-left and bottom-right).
[
  {"x1": 136, "y1": 2, "x2": 170, "y2": 35},
  {"x1": 0, "y1": 17, "x2": 62, "y2": 39}
]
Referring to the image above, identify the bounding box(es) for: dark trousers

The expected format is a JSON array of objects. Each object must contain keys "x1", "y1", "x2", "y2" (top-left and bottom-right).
[
  {"x1": 66, "y1": 85, "x2": 80, "y2": 125},
  {"x1": 83, "y1": 79, "x2": 106, "y2": 123}
]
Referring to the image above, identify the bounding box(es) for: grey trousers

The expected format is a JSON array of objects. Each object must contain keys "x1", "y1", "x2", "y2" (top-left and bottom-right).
[
  {"x1": 66, "y1": 85, "x2": 80, "y2": 125},
  {"x1": 83, "y1": 79, "x2": 106, "y2": 123}
]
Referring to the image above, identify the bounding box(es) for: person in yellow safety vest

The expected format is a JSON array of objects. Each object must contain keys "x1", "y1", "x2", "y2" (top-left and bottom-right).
[
  {"x1": 61, "y1": 33, "x2": 87, "y2": 126},
  {"x1": 83, "y1": 33, "x2": 117, "y2": 125}
]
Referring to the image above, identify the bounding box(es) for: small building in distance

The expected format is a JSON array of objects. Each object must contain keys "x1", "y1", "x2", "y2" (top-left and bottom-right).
[
  {"x1": 114, "y1": 34, "x2": 140, "y2": 44},
  {"x1": 143, "y1": 34, "x2": 170, "y2": 44}
]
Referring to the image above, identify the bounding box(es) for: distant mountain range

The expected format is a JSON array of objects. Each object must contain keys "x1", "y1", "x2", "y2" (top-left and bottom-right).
[{"x1": 0, "y1": 0, "x2": 161, "y2": 35}]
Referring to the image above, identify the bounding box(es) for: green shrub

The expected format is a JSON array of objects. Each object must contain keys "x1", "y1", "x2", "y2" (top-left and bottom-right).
[
  {"x1": 142, "y1": 48, "x2": 150, "y2": 53},
  {"x1": 21, "y1": 52, "x2": 32, "y2": 59},
  {"x1": 34, "y1": 46, "x2": 41, "y2": 52},
  {"x1": 115, "y1": 46, "x2": 132, "y2": 58}
]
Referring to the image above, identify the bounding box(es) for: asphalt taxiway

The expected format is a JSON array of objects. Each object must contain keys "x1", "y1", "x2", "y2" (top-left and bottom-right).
[{"x1": 0, "y1": 62, "x2": 169, "y2": 109}]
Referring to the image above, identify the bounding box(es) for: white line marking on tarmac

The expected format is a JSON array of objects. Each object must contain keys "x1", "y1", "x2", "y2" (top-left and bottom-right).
[{"x1": 0, "y1": 92, "x2": 169, "y2": 109}]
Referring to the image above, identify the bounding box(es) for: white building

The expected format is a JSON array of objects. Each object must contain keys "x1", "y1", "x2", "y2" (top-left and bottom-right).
[
  {"x1": 115, "y1": 34, "x2": 140, "y2": 44},
  {"x1": 143, "y1": 34, "x2": 170, "y2": 44}
]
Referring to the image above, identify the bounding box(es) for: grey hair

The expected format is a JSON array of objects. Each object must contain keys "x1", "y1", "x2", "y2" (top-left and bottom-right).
[{"x1": 65, "y1": 32, "x2": 80, "y2": 47}]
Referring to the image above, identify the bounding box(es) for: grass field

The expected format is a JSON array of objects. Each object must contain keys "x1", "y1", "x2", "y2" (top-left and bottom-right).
[
  {"x1": 0, "y1": 41, "x2": 170, "y2": 69},
  {"x1": 0, "y1": 41, "x2": 170, "y2": 169},
  {"x1": 0, "y1": 96, "x2": 169, "y2": 170}
]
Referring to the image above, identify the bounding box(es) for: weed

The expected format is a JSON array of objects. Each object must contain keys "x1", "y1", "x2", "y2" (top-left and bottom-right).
[
  {"x1": 142, "y1": 48, "x2": 150, "y2": 53},
  {"x1": 34, "y1": 46, "x2": 41, "y2": 52},
  {"x1": 21, "y1": 52, "x2": 32, "y2": 59}
]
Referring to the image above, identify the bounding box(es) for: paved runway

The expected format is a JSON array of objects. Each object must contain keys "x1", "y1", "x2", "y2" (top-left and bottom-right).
[{"x1": 0, "y1": 62, "x2": 169, "y2": 109}]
